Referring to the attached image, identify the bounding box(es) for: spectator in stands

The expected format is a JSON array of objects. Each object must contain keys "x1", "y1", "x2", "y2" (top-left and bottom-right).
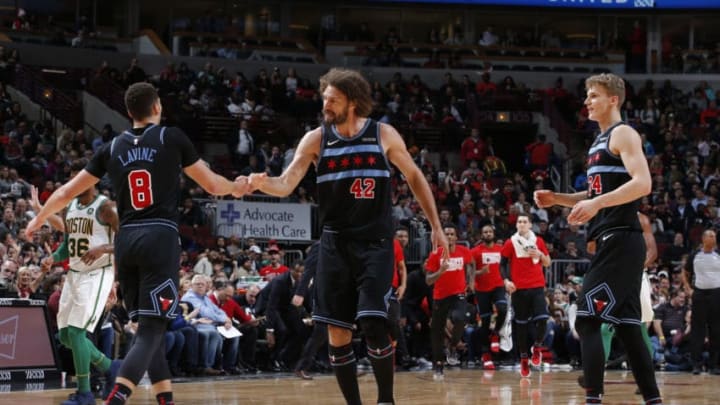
[
  {"x1": 688, "y1": 89, "x2": 708, "y2": 112},
  {"x1": 12, "y1": 264, "x2": 45, "y2": 298},
  {"x1": 266, "y1": 146, "x2": 284, "y2": 177},
  {"x1": 475, "y1": 73, "x2": 496, "y2": 98},
  {"x1": 124, "y1": 58, "x2": 146, "y2": 86},
  {"x1": 460, "y1": 128, "x2": 487, "y2": 167},
  {"x1": 478, "y1": 26, "x2": 498, "y2": 47},
  {"x1": 640, "y1": 99, "x2": 661, "y2": 137},
  {"x1": 700, "y1": 101, "x2": 720, "y2": 127},
  {"x1": 525, "y1": 134, "x2": 553, "y2": 171},
  {"x1": 652, "y1": 290, "x2": 688, "y2": 360},
  {"x1": 259, "y1": 245, "x2": 289, "y2": 280},
  {"x1": 181, "y1": 275, "x2": 236, "y2": 375},
  {"x1": 207, "y1": 282, "x2": 248, "y2": 374},
  {"x1": 93, "y1": 124, "x2": 114, "y2": 152},
  {"x1": 70, "y1": 30, "x2": 85, "y2": 48},
  {"x1": 0, "y1": 259, "x2": 18, "y2": 292},
  {"x1": 0, "y1": 206, "x2": 19, "y2": 240},
  {"x1": 179, "y1": 197, "x2": 204, "y2": 228}
]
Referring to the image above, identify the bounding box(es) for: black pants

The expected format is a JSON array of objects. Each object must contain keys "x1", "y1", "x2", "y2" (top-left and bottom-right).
[
  {"x1": 238, "y1": 324, "x2": 259, "y2": 367},
  {"x1": 388, "y1": 298, "x2": 409, "y2": 362},
  {"x1": 295, "y1": 322, "x2": 328, "y2": 372},
  {"x1": 691, "y1": 287, "x2": 720, "y2": 365},
  {"x1": 430, "y1": 294, "x2": 466, "y2": 364},
  {"x1": 274, "y1": 310, "x2": 309, "y2": 367}
]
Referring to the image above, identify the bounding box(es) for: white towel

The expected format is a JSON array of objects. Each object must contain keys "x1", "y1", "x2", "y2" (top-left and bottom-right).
[{"x1": 511, "y1": 231, "x2": 539, "y2": 264}]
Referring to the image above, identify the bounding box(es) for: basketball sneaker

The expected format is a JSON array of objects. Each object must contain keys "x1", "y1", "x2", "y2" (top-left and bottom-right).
[
  {"x1": 490, "y1": 333, "x2": 500, "y2": 353},
  {"x1": 433, "y1": 363, "x2": 445, "y2": 381},
  {"x1": 520, "y1": 356, "x2": 531, "y2": 378},
  {"x1": 61, "y1": 391, "x2": 96, "y2": 405},
  {"x1": 445, "y1": 348, "x2": 460, "y2": 366},
  {"x1": 530, "y1": 345, "x2": 542, "y2": 368},
  {"x1": 481, "y1": 353, "x2": 495, "y2": 370}
]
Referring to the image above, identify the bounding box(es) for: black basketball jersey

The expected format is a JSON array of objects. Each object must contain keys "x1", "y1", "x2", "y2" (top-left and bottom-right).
[
  {"x1": 86, "y1": 124, "x2": 200, "y2": 228},
  {"x1": 316, "y1": 119, "x2": 393, "y2": 238},
  {"x1": 585, "y1": 122, "x2": 641, "y2": 240}
]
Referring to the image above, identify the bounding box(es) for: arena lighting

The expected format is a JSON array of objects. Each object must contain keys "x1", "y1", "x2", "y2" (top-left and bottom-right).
[
  {"x1": 42, "y1": 88, "x2": 53, "y2": 100},
  {"x1": 40, "y1": 69, "x2": 66, "y2": 74},
  {"x1": 496, "y1": 111, "x2": 510, "y2": 123}
]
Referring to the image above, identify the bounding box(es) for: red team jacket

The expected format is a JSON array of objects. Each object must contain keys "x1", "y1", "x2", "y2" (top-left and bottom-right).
[
  {"x1": 499, "y1": 237, "x2": 548, "y2": 290},
  {"x1": 471, "y1": 243, "x2": 505, "y2": 292}
]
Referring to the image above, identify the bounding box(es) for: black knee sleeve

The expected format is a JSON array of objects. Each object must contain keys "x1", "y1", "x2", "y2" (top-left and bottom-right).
[{"x1": 359, "y1": 317, "x2": 392, "y2": 359}]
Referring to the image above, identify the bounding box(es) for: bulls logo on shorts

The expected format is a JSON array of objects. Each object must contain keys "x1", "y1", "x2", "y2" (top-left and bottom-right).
[
  {"x1": 579, "y1": 283, "x2": 616, "y2": 319},
  {"x1": 146, "y1": 279, "x2": 179, "y2": 319}
]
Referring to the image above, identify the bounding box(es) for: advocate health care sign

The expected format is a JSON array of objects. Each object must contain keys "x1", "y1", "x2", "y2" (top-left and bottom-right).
[{"x1": 216, "y1": 200, "x2": 311, "y2": 241}]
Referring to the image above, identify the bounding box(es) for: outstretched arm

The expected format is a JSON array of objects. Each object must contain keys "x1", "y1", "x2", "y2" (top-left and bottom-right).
[
  {"x1": 534, "y1": 190, "x2": 588, "y2": 208},
  {"x1": 249, "y1": 128, "x2": 321, "y2": 197},
  {"x1": 25, "y1": 170, "x2": 99, "y2": 238},
  {"x1": 184, "y1": 159, "x2": 249, "y2": 197}
]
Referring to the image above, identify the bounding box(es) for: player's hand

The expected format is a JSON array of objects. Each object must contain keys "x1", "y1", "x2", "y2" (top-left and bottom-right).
[
  {"x1": 81, "y1": 246, "x2": 107, "y2": 265},
  {"x1": 431, "y1": 228, "x2": 449, "y2": 261},
  {"x1": 248, "y1": 172, "x2": 267, "y2": 192},
  {"x1": 40, "y1": 256, "x2": 53, "y2": 273},
  {"x1": 291, "y1": 294, "x2": 304, "y2": 307},
  {"x1": 533, "y1": 189, "x2": 556, "y2": 208},
  {"x1": 504, "y1": 279, "x2": 517, "y2": 294},
  {"x1": 30, "y1": 186, "x2": 42, "y2": 212},
  {"x1": 25, "y1": 217, "x2": 43, "y2": 239},
  {"x1": 232, "y1": 176, "x2": 251, "y2": 198},
  {"x1": 567, "y1": 199, "x2": 600, "y2": 225},
  {"x1": 396, "y1": 285, "x2": 406, "y2": 301}
]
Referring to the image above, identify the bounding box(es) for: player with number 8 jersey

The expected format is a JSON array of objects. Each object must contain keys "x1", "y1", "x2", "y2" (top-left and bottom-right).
[{"x1": 25, "y1": 82, "x2": 251, "y2": 405}]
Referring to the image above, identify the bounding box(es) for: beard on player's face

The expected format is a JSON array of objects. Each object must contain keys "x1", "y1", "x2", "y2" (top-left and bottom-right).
[{"x1": 324, "y1": 105, "x2": 349, "y2": 125}]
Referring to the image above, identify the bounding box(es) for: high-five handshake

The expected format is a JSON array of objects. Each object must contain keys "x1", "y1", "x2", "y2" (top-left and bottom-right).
[{"x1": 235, "y1": 172, "x2": 269, "y2": 196}]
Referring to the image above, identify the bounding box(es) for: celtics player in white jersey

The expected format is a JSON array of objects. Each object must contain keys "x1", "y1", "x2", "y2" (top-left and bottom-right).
[{"x1": 43, "y1": 159, "x2": 121, "y2": 405}]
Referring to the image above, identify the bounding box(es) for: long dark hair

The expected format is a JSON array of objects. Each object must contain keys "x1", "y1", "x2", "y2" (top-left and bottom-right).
[{"x1": 319, "y1": 68, "x2": 373, "y2": 117}]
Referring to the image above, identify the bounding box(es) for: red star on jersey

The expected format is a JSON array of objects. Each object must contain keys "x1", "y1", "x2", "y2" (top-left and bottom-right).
[
  {"x1": 367, "y1": 156, "x2": 377, "y2": 166},
  {"x1": 353, "y1": 155, "x2": 363, "y2": 166},
  {"x1": 340, "y1": 157, "x2": 350, "y2": 168},
  {"x1": 327, "y1": 159, "x2": 337, "y2": 170}
]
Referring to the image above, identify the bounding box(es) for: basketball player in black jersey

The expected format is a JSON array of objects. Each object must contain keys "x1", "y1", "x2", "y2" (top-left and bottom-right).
[
  {"x1": 26, "y1": 83, "x2": 251, "y2": 405},
  {"x1": 249, "y1": 68, "x2": 448, "y2": 405},
  {"x1": 534, "y1": 74, "x2": 662, "y2": 405}
]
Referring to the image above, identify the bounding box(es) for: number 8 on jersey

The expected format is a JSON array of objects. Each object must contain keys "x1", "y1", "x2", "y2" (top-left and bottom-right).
[{"x1": 128, "y1": 169, "x2": 153, "y2": 210}]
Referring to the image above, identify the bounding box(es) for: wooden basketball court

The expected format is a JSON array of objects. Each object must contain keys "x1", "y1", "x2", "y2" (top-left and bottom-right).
[{"x1": 1, "y1": 369, "x2": 716, "y2": 404}]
